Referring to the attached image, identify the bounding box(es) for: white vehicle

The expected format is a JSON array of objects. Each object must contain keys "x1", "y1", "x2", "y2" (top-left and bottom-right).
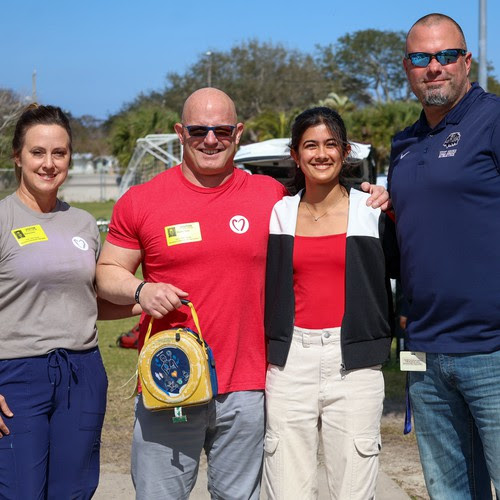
[{"x1": 234, "y1": 138, "x2": 376, "y2": 192}]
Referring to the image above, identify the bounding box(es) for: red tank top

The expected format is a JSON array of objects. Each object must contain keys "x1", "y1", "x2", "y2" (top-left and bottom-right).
[{"x1": 293, "y1": 233, "x2": 346, "y2": 329}]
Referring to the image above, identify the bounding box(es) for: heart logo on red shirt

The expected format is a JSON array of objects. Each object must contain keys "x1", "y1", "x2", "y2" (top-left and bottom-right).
[{"x1": 229, "y1": 215, "x2": 249, "y2": 234}]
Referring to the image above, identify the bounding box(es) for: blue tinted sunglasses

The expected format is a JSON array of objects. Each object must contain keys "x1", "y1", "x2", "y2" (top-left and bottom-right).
[
  {"x1": 183, "y1": 125, "x2": 236, "y2": 138},
  {"x1": 406, "y1": 49, "x2": 467, "y2": 67}
]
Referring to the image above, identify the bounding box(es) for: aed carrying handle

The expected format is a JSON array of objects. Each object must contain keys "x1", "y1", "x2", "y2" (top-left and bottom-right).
[{"x1": 144, "y1": 299, "x2": 203, "y2": 344}]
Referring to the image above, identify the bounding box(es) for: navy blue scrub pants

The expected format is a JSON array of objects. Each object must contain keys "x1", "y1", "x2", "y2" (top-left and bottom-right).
[{"x1": 0, "y1": 347, "x2": 108, "y2": 500}]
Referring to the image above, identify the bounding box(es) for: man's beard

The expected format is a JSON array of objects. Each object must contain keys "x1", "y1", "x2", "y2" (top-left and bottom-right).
[{"x1": 423, "y1": 87, "x2": 450, "y2": 106}]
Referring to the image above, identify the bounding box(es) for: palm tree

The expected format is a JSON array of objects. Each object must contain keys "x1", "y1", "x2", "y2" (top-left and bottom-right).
[
  {"x1": 109, "y1": 106, "x2": 179, "y2": 169},
  {"x1": 317, "y1": 92, "x2": 356, "y2": 114},
  {"x1": 245, "y1": 110, "x2": 297, "y2": 142}
]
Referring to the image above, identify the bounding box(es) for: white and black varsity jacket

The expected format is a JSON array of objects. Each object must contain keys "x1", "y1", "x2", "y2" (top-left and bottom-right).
[{"x1": 264, "y1": 188, "x2": 399, "y2": 371}]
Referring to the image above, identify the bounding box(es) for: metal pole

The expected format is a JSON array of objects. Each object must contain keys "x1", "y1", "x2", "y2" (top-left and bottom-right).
[{"x1": 478, "y1": 0, "x2": 488, "y2": 91}]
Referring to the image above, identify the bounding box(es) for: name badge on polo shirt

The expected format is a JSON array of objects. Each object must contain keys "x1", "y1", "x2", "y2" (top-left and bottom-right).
[
  {"x1": 11, "y1": 225, "x2": 48, "y2": 247},
  {"x1": 165, "y1": 222, "x2": 202, "y2": 246},
  {"x1": 400, "y1": 351, "x2": 427, "y2": 371}
]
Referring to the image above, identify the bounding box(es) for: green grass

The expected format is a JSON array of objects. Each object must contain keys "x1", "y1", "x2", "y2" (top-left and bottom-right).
[
  {"x1": 97, "y1": 318, "x2": 139, "y2": 469},
  {"x1": 71, "y1": 200, "x2": 115, "y2": 220},
  {"x1": 73, "y1": 201, "x2": 116, "y2": 244},
  {"x1": 383, "y1": 340, "x2": 407, "y2": 401}
]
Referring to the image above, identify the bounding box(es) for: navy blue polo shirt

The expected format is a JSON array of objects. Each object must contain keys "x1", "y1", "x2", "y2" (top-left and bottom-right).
[{"x1": 389, "y1": 83, "x2": 500, "y2": 353}]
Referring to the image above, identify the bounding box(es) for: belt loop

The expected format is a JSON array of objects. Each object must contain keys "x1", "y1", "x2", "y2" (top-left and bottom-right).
[{"x1": 302, "y1": 332, "x2": 311, "y2": 348}]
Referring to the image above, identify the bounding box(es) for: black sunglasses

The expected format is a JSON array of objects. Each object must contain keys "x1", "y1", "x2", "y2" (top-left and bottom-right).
[
  {"x1": 183, "y1": 125, "x2": 236, "y2": 138},
  {"x1": 406, "y1": 49, "x2": 467, "y2": 67}
]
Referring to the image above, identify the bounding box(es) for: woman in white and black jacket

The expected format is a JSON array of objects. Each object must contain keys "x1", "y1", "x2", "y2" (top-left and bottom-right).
[{"x1": 263, "y1": 107, "x2": 399, "y2": 500}]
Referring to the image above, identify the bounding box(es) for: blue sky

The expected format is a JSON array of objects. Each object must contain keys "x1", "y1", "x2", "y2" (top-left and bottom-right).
[{"x1": 2, "y1": 0, "x2": 498, "y2": 119}]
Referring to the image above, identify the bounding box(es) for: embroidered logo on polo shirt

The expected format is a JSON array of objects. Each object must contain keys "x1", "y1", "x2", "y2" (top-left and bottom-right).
[
  {"x1": 443, "y1": 132, "x2": 461, "y2": 148},
  {"x1": 229, "y1": 215, "x2": 249, "y2": 234},
  {"x1": 439, "y1": 131, "x2": 460, "y2": 158},
  {"x1": 439, "y1": 150, "x2": 457, "y2": 158},
  {"x1": 72, "y1": 237, "x2": 89, "y2": 251}
]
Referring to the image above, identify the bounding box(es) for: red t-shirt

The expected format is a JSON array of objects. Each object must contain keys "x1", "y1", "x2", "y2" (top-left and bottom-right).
[
  {"x1": 293, "y1": 233, "x2": 346, "y2": 329},
  {"x1": 107, "y1": 166, "x2": 287, "y2": 393}
]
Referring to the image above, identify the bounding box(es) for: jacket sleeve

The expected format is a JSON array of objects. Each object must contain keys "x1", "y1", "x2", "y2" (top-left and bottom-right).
[{"x1": 380, "y1": 212, "x2": 400, "y2": 280}]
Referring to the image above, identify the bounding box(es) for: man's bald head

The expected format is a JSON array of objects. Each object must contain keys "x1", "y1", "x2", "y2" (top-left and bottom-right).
[
  {"x1": 174, "y1": 87, "x2": 244, "y2": 188},
  {"x1": 181, "y1": 88, "x2": 238, "y2": 124},
  {"x1": 406, "y1": 13, "x2": 467, "y2": 53}
]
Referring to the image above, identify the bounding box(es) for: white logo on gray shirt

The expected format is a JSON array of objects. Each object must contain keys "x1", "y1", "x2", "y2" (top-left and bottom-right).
[{"x1": 72, "y1": 237, "x2": 89, "y2": 251}]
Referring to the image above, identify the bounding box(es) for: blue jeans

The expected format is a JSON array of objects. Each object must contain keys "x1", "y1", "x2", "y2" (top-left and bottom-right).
[{"x1": 409, "y1": 350, "x2": 500, "y2": 500}]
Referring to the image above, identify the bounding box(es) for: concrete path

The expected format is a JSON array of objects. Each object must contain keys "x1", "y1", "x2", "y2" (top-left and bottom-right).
[{"x1": 94, "y1": 459, "x2": 410, "y2": 499}]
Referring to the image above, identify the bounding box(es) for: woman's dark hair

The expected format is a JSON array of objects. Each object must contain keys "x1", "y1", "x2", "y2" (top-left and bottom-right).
[
  {"x1": 12, "y1": 103, "x2": 72, "y2": 182},
  {"x1": 290, "y1": 107, "x2": 352, "y2": 193}
]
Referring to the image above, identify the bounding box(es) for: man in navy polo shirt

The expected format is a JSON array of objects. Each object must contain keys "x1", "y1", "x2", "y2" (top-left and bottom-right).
[{"x1": 389, "y1": 13, "x2": 500, "y2": 499}]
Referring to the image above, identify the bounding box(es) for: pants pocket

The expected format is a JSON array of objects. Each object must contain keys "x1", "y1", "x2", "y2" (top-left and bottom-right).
[
  {"x1": 349, "y1": 435, "x2": 381, "y2": 499},
  {"x1": 0, "y1": 416, "x2": 31, "y2": 499},
  {"x1": 78, "y1": 350, "x2": 108, "y2": 431},
  {"x1": 73, "y1": 350, "x2": 108, "y2": 497},
  {"x1": 263, "y1": 433, "x2": 281, "y2": 500},
  {"x1": 264, "y1": 433, "x2": 280, "y2": 455},
  {"x1": 353, "y1": 436, "x2": 381, "y2": 457},
  {"x1": 0, "y1": 359, "x2": 32, "y2": 444}
]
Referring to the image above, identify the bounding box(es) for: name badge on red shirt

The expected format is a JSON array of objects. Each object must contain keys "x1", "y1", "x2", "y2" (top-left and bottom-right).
[{"x1": 165, "y1": 222, "x2": 202, "y2": 246}]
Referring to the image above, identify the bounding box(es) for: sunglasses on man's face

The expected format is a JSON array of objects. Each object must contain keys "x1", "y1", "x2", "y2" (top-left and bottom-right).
[
  {"x1": 183, "y1": 125, "x2": 236, "y2": 138},
  {"x1": 406, "y1": 49, "x2": 467, "y2": 68}
]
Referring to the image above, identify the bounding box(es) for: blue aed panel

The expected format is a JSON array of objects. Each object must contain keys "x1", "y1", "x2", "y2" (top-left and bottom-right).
[{"x1": 151, "y1": 347, "x2": 190, "y2": 396}]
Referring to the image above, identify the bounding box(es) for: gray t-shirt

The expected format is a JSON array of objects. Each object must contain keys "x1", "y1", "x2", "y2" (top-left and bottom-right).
[{"x1": 0, "y1": 193, "x2": 100, "y2": 358}]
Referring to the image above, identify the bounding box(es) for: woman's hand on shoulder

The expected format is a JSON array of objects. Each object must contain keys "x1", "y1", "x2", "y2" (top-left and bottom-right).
[{"x1": 0, "y1": 394, "x2": 13, "y2": 437}]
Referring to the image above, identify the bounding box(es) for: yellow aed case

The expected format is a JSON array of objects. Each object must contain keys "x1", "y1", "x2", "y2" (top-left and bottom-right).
[{"x1": 138, "y1": 300, "x2": 217, "y2": 411}]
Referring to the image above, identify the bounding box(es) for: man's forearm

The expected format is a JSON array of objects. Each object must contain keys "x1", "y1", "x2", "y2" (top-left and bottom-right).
[
  {"x1": 97, "y1": 297, "x2": 142, "y2": 320},
  {"x1": 96, "y1": 263, "x2": 142, "y2": 305}
]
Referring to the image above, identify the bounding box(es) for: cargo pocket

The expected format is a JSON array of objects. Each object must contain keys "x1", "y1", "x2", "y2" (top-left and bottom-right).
[
  {"x1": 350, "y1": 436, "x2": 381, "y2": 498},
  {"x1": 0, "y1": 418, "x2": 30, "y2": 452},
  {"x1": 0, "y1": 418, "x2": 31, "y2": 499},
  {"x1": 263, "y1": 433, "x2": 282, "y2": 499},
  {"x1": 353, "y1": 436, "x2": 381, "y2": 458},
  {"x1": 264, "y1": 434, "x2": 280, "y2": 455}
]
